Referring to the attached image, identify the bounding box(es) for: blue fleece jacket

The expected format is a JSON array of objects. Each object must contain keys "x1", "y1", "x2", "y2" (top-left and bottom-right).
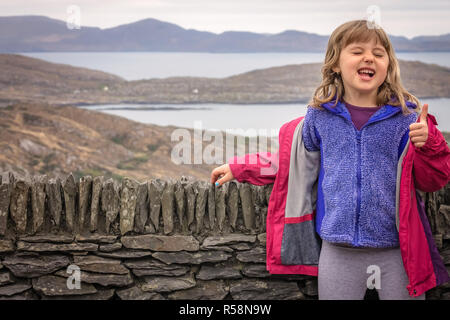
[{"x1": 302, "y1": 98, "x2": 419, "y2": 248}]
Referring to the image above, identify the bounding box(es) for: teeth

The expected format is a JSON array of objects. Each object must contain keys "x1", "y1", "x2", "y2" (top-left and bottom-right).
[{"x1": 358, "y1": 69, "x2": 374, "y2": 74}]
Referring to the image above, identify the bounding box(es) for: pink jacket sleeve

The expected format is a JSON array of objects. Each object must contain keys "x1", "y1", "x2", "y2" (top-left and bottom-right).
[
  {"x1": 413, "y1": 113, "x2": 450, "y2": 193},
  {"x1": 227, "y1": 151, "x2": 279, "y2": 186}
]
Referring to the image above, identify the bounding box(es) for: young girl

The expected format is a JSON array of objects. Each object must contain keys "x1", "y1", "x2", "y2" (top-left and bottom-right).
[{"x1": 210, "y1": 19, "x2": 450, "y2": 300}]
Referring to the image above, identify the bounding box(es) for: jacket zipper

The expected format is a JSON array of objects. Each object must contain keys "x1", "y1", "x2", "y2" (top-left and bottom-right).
[
  {"x1": 341, "y1": 116, "x2": 362, "y2": 246},
  {"x1": 353, "y1": 130, "x2": 362, "y2": 246}
]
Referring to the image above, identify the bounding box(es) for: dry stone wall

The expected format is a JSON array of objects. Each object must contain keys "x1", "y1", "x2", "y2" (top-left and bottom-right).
[{"x1": 0, "y1": 171, "x2": 449, "y2": 300}]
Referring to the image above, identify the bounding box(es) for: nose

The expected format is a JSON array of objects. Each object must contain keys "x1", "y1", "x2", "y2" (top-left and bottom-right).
[{"x1": 363, "y1": 53, "x2": 374, "y2": 63}]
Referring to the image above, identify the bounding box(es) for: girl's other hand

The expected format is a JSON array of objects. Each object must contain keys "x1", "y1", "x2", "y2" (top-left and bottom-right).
[
  {"x1": 409, "y1": 103, "x2": 429, "y2": 148},
  {"x1": 210, "y1": 164, "x2": 234, "y2": 187}
]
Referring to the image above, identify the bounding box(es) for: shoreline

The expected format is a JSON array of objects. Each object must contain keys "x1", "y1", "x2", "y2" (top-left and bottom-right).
[
  {"x1": 68, "y1": 96, "x2": 450, "y2": 108},
  {"x1": 65, "y1": 99, "x2": 312, "y2": 108}
]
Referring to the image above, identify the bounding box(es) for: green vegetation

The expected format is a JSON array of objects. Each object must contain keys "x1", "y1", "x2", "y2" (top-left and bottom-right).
[
  {"x1": 39, "y1": 152, "x2": 57, "y2": 174},
  {"x1": 42, "y1": 152, "x2": 56, "y2": 164},
  {"x1": 28, "y1": 159, "x2": 40, "y2": 167},
  {"x1": 147, "y1": 143, "x2": 159, "y2": 152},
  {"x1": 110, "y1": 133, "x2": 128, "y2": 146},
  {"x1": 116, "y1": 154, "x2": 150, "y2": 170},
  {"x1": 73, "y1": 167, "x2": 124, "y2": 183},
  {"x1": 80, "y1": 167, "x2": 104, "y2": 177}
]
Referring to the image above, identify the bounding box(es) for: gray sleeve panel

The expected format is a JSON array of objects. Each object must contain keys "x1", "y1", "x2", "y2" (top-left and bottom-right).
[
  {"x1": 281, "y1": 220, "x2": 322, "y2": 266},
  {"x1": 285, "y1": 119, "x2": 321, "y2": 219},
  {"x1": 395, "y1": 136, "x2": 411, "y2": 232}
]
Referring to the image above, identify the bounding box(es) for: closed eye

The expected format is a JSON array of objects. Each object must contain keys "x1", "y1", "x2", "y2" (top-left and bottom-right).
[{"x1": 353, "y1": 52, "x2": 384, "y2": 57}]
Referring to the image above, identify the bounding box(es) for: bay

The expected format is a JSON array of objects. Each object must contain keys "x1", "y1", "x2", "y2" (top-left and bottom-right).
[
  {"x1": 80, "y1": 97, "x2": 450, "y2": 136},
  {"x1": 16, "y1": 51, "x2": 449, "y2": 134}
]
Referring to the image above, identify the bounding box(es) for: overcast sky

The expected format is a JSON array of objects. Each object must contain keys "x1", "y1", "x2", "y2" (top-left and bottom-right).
[{"x1": 1, "y1": 0, "x2": 449, "y2": 39}]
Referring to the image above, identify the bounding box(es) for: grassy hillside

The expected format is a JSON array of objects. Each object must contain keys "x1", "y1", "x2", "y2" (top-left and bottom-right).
[{"x1": 0, "y1": 103, "x2": 273, "y2": 182}]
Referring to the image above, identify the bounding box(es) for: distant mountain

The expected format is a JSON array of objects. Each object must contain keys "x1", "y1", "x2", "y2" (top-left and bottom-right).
[{"x1": 1, "y1": 15, "x2": 449, "y2": 52}]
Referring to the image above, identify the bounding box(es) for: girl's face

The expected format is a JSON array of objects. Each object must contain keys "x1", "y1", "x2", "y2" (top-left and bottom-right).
[{"x1": 333, "y1": 37, "x2": 389, "y2": 101}]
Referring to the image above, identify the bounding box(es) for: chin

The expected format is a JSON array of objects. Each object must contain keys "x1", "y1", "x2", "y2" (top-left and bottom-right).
[{"x1": 354, "y1": 81, "x2": 382, "y2": 90}]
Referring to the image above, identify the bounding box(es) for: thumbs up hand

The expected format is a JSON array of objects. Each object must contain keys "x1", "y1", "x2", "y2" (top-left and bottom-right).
[{"x1": 409, "y1": 103, "x2": 429, "y2": 148}]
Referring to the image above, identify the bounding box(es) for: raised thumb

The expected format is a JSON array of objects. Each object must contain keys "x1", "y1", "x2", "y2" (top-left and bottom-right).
[{"x1": 420, "y1": 103, "x2": 428, "y2": 123}]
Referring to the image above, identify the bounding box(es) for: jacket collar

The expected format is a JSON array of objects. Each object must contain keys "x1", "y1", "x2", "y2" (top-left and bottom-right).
[{"x1": 320, "y1": 96, "x2": 417, "y2": 124}]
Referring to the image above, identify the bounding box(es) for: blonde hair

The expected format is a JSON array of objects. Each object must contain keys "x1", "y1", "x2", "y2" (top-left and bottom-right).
[{"x1": 309, "y1": 19, "x2": 421, "y2": 115}]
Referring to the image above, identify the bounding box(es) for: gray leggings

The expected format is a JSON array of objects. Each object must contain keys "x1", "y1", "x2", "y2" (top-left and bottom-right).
[{"x1": 318, "y1": 240, "x2": 426, "y2": 300}]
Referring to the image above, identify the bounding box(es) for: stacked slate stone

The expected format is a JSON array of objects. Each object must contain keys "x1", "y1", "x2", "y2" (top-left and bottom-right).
[
  {"x1": 422, "y1": 184, "x2": 450, "y2": 300},
  {"x1": 0, "y1": 171, "x2": 449, "y2": 300}
]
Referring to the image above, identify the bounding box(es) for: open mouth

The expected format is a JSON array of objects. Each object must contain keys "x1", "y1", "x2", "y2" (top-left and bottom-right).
[{"x1": 357, "y1": 68, "x2": 375, "y2": 80}]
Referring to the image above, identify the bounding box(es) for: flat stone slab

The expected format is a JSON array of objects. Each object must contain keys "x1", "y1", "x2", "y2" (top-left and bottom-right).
[
  {"x1": 152, "y1": 250, "x2": 232, "y2": 265},
  {"x1": 168, "y1": 280, "x2": 229, "y2": 300},
  {"x1": 302, "y1": 279, "x2": 318, "y2": 296},
  {"x1": 19, "y1": 235, "x2": 74, "y2": 243},
  {"x1": 0, "y1": 289, "x2": 38, "y2": 300},
  {"x1": 55, "y1": 270, "x2": 133, "y2": 287},
  {"x1": 121, "y1": 234, "x2": 199, "y2": 252},
  {"x1": 229, "y1": 279, "x2": 304, "y2": 300},
  {"x1": 32, "y1": 275, "x2": 97, "y2": 296},
  {"x1": 199, "y1": 245, "x2": 234, "y2": 253},
  {"x1": 0, "y1": 270, "x2": 15, "y2": 285},
  {"x1": 140, "y1": 274, "x2": 196, "y2": 293},
  {"x1": 236, "y1": 247, "x2": 266, "y2": 263},
  {"x1": 257, "y1": 233, "x2": 266, "y2": 245},
  {"x1": 230, "y1": 243, "x2": 252, "y2": 250},
  {"x1": 73, "y1": 255, "x2": 130, "y2": 275},
  {"x1": 123, "y1": 258, "x2": 189, "y2": 277},
  {"x1": 99, "y1": 242, "x2": 122, "y2": 252},
  {"x1": 40, "y1": 289, "x2": 115, "y2": 300},
  {"x1": 197, "y1": 265, "x2": 242, "y2": 280},
  {"x1": 17, "y1": 241, "x2": 98, "y2": 252},
  {"x1": 95, "y1": 250, "x2": 152, "y2": 259},
  {"x1": 202, "y1": 235, "x2": 256, "y2": 247},
  {"x1": 2, "y1": 254, "x2": 70, "y2": 278},
  {"x1": 0, "y1": 240, "x2": 14, "y2": 253},
  {"x1": 75, "y1": 234, "x2": 118, "y2": 244},
  {"x1": 241, "y1": 264, "x2": 271, "y2": 278},
  {"x1": 116, "y1": 286, "x2": 165, "y2": 300},
  {"x1": 0, "y1": 283, "x2": 32, "y2": 297}
]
